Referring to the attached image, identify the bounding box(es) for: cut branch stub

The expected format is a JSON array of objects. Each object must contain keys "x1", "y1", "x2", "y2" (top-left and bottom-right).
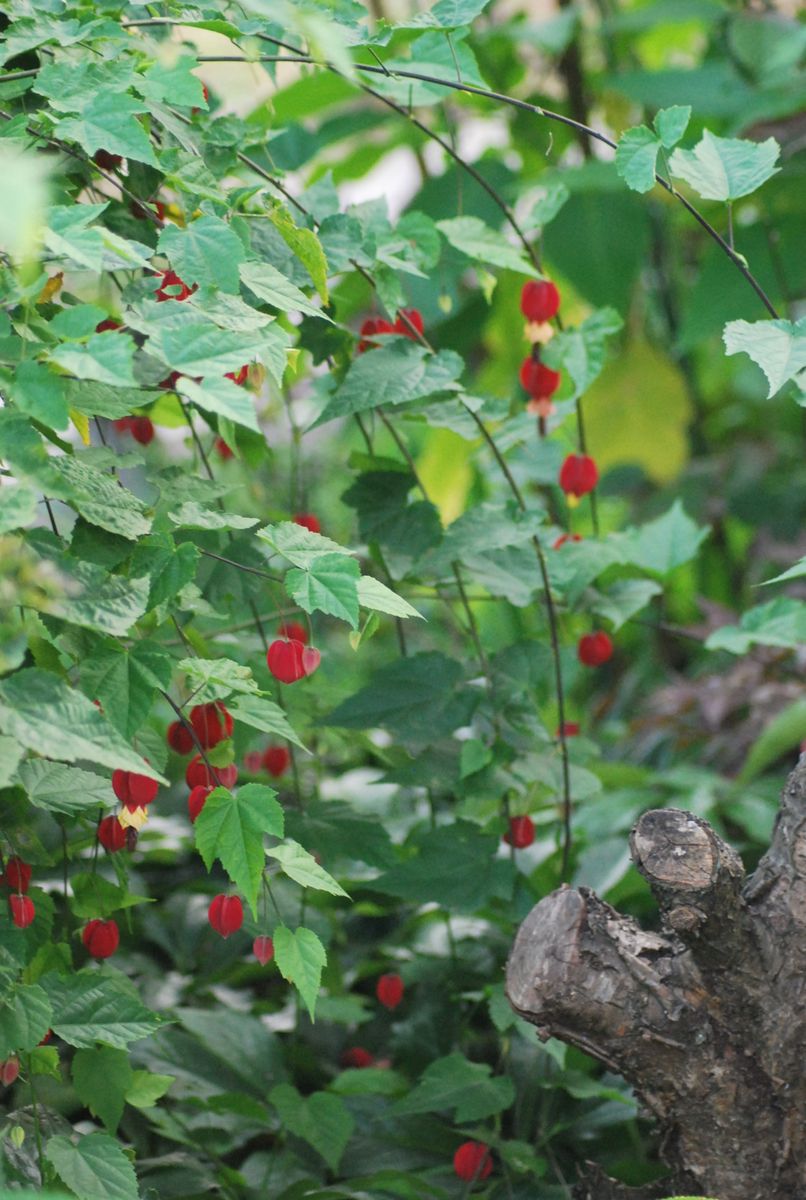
[{"x1": 506, "y1": 759, "x2": 806, "y2": 1200}]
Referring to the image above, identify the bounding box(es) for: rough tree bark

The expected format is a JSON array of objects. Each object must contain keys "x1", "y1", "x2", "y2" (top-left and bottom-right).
[{"x1": 505, "y1": 758, "x2": 806, "y2": 1200}]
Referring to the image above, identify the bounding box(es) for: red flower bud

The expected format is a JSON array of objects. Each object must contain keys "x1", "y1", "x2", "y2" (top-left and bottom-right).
[
  {"x1": 112, "y1": 769, "x2": 158, "y2": 811},
  {"x1": 0, "y1": 1056, "x2": 20, "y2": 1086},
  {"x1": 552, "y1": 533, "x2": 582, "y2": 549},
  {"x1": 262, "y1": 746, "x2": 290, "y2": 778},
  {"x1": 557, "y1": 721, "x2": 580, "y2": 738},
  {"x1": 293, "y1": 513, "x2": 321, "y2": 534},
  {"x1": 9, "y1": 895, "x2": 35, "y2": 929},
  {"x1": 82, "y1": 918, "x2": 119, "y2": 959},
  {"x1": 98, "y1": 815, "x2": 127, "y2": 853},
  {"x1": 188, "y1": 785, "x2": 214, "y2": 823},
  {"x1": 189, "y1": 701, "x2": 233, "y2": 750},
  {"x1": 208, "y1": 894, "x2": 243, "y2": 938},
  {"x1": 559, "y1": 454, "x2": 598, "y2": 501},
  {"x1": 1, "y1": 856, "x2": 31, "y2": 892},
  {"x1": 453, "y1": 1141, "x2": 493, "y2": 1183},
  {"x1": 376, "y1": 973, "x2": 404, "y2": 1010},
  {"x1": 167, "y1": 720, "x2": 195, "y2": 755},
  {"x1": 243, "y1": 751, "x2": 264, "y2": 774},
  {"x1": 154, "y1": 269, "x2": 196, "y2": 303},
  {"x1": 225, "y1": 365, "x2": 248, "y2": 385},
  {"x1": 341, "y1": 1046, "x2": 373, "y2": 1069},
  {"x1": 394, "y1": 308, "x2": 424, "y2": 339},
  {"x1": 253, "y1": 935, "x2": 274, "y2": 964},
  {"x1": 357, "y1": 317, "x2": 394, "y2": 352},
  {"x1": 520, "y1": 279, "x2": 560, "y2": 322},
  {"x1": 266, "y1": 639, "x2": 306, "y2": 684},
  {"x1": 215, "y1": 438, "x2": 234, "y2": 460},
  {"x1": 519, "y1": 357, "x2": 561, "y2": 400},
  {"x1": 185, "y1": 757, "x2": 238, "y2": 791},
  {"x1": 504, "y1": 815, "x2": 535, "y2": 848},
  {"x1": 577, "y1": 631, "x2": 613, "y2": 667}
]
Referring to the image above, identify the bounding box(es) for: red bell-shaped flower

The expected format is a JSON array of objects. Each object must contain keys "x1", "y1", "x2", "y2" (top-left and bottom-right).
[
  {"x1": 520, "y1": 279, "x2": 560, "y2": 322},
  {"x1": 208, "y1": 894, "x2": 243, "y2": 938},
  {"x1": 504, "y1": 815, "x2": 535, "y2": 849},
  {"x1": 578, "y1": 631, "x2": 613, "y2": 667},
  {"x1": 376, "y1": 973, "x2": 404, "y2": 1010},
  {"x1": 98, "y1": 815, "x2": 127, "y2": 853},
  {"x1": 9, "y1": 895, "x2": 35, "y2": 929},
  {"x1": 167, "y1": 721, "x2": 195, "y2": 755},
  {"x1": 519, "y1": 357, "x2": 561, "y2": 400},
  {"x1": 189, "y1": 701, "x2": 233, "y2": 750},
  {"x1": 82, "y1": 918, "x2": 119, "y2": 959},
  {"x1": 453, "y1": 1141, "x2": 493, "y2": 1182},
  {"x1": 112, "y1": 769, "x2": 158, "y2": 811},
  {"x1": 558, "y1": 453, "x2": 598, "y2": 501}
]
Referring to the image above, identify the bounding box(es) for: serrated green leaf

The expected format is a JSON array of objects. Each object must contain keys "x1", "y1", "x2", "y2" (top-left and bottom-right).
[
  {"x1": 0, "y1": 669, "x2": 164, "y2": 780},
  {"x1": 167, "y1": 501, "x2": 259, "y2": 530},
  {"x1": 44, "y1": 971, "x2": 162, "y2": 1048},
  {"x1": 273, "y1": 925, "x2": 327, "y2": 1020},
  {"x1": 706, "y1": 598, "x2": 806, "y2": 653},
  {"x1": 313, "y1": 342, "x2": 463, "y2": 427},
  {"x1": 723, "y1": 317, "x2": 806, "y2": 398},
  {"x1": 0, "y1": 983, "x2": 52, "y2": 1058},
  {"x1": 125, "y1": 1069, "x2": 175, "y2": 1109},
  {"x1": 130, "y1": 538, "x2": 199, "y2": 612},
  {"x1": 266, "y1": 841, "x2": 349, "y2": 897},
  {"x1": 654, "y1": 104, "x2": 691, "y2": 149},
  {"x1": 12, "y1": 360, "x2": 69, "y2": 430},
  {"x1": 394, "y1": 1052, "x2": 514, "y2": 1121},
  {"x1": 0, "y1": 484, "x2": 37, "y2": 533},
  {"x1": 17, "y1": 761, "x2": 115, "y2": 814},
  {"x1": 436, "y1": 215, "x2": 531, "y2": 273},
  {"x1": 356, "y1": 575, "x2": 423, "y2": 619},
  {"x1": 178, "y1": 657, "x2": 259, "y2": 700},
  {"x1": 50, "y1": 455, "x2": 151, "y2": 540},
  {"x1": 195, "y1": 784, "x2": 284, "y2": 916},
  {"x1": 148, "y1": 323, "x2": 271, "y2": 378},
  {"x1": 240, "y1": 260, "x2": 331, "y2": 320},
  {"x1": 591, "y1": 579, "x2": 662, "y2": 631},
  {"x1": 226, "y1": 693, "x2": 306, "y2": 750},
  {"x1": 615, "y1": 500, "x2": 709, "y2": 576},
  {"x1": 80, "y1": 638, "x2": 172, "y2": 739},
  {"x1": 268, "y1": 200, "x2": 329, "y2": 302},
  {"x1": 159, "y1": 216, "x2": 244, "y2": 294},
  {"x1": 269, "y1": 1083, "x2": 354, "y2": 1170},
  {"x1": 258, "y1": 521, "x2": 355, "y2": 568},
  {"x1": 56, "y1": 91, "x2": 158, "y2": 166},
  {"x1": 45, "y1": 1131, "x2": 139, "y2": 1200},
  {"x1": 70, "y1": 873, "x2": 151, "y2": 919},
  {"x1": 137, "y1": 54, "x2": 205, "y2": 108},
  {"x1": 615, "y1": 125, "x2": 660, "y2": 194},
  {"x1": 373, "y1": 821, "x2": 513, "y2": 912},
  {"x1": 670, "y1": 130, "x2": 780, "y2": 201},
  {"x1": 72, "y1": 1047, "x2": 133, "y2": 1134},
  {"x1": 48, "y1": 331, "x2": 137, "y2": 387},
  {"x1": 286, "y1": 554, "x2": 361, "y2": 627},
  {"x1": 54, "y1": 563, "x2": 151, "y2": 638}
]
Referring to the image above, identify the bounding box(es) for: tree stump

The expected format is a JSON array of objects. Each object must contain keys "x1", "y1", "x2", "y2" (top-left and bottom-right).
[{"x1": 505, "y1": 759, "x2": 806, "y2": 1200}]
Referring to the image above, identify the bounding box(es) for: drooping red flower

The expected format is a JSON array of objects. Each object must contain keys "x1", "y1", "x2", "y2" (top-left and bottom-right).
[
  {"x1": 263, "y1": 746, "x2": 290, "y2": 778},
  {"x1": 93, "y1": 149, "x2": 123, "y2": 171},
  {"x1": 215, "y1": 438, "x2": 234, "y2": 460},
  {"x1": 293, "y1": 513, "x2": 321, "y2": 534},
  {"x1": 82, "y1": 918, "x2": 119, "y2": 959},
  {"x1": 188, "y1": 785, "x2": 214, "y2": 824},
  {"x1": 266, "y1": 639, "x2": 307, "y2": 684},
  {"x1": 578, "y1": 631, "x2": 613, "y2": 668},
  {"x1": 394, "y1": 307, "x2": 424, "y2": 339},
  {"x1": 243, "y1": 751, "x2": 264, "y2": 774},
  {"x1": 341, "y1": 1046, "x2": 373, "y2": 1069},
  {"x1": 504, "y1": 815, "x2": 535, "y2": 849},
  {"x1": 185, "y1": 756, "x2": 238, "y2": 791},
  {"x1": 167, "y1": 720, "x2": 195, "y2": 755},
  {"x1": 208, "y1": 894, "x2": 243, "y2": 938},
  {"x1": 189, "y1": 701, "x2": 233, "y2": 750},
  {"x1": 557, "y1": 721, "x2": 581, "y2": 738},
  {"x1": 98, "y1": 815, "x2": 127, "y2": 853},
  {"x1": 0, "y1": 1057, "x2": 20, "y2": 1086},
  {"x1": 519, "y1": 357, "x2": 561, "y2": 400},
  {"x1": 1, "y1": 857, "x2": 31, "y2": 893},
  {"x1": 453, "y1": 1141, "x2": 493, "y2": 1183},
  {"x1": 112, "y1": 769, "x2": 158, "y2": 811},
  {"x1": 301, "y1": 647, "x2": 321, "y2": 678},
  {"x1": 225, "y1": 365, "x2": 249, "y2": 386},
  {"x1": 253, "y1": 935, "x2": 274, "y2": 964},
  {"x1": 154, "y1": 269, "x2": 196, "y2": 303},
  {"x1": 521, "y1": 279, "x2": 560, "y2": 323},
  {"x1": 114, "y1": 416, "x2": 154, "y2": 445},
  {"x1": 357, "y1": 316, "x2": 394, "y2": 353},
  {"x1": 376, "y1": 973, "x2": 404, "y2": 1010},
  {"x1": 95, "y1": 318, "x2": 122, "y2": 333},
  {"x1": 278, "y1": 621, "x2": 308, "y2": 645},
  {"x1": 559, "y1": 453, "x2": 598, "y2": 502},
  {"x1": 9, "y1": 895, "x2": 35, "y2": 929}
]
